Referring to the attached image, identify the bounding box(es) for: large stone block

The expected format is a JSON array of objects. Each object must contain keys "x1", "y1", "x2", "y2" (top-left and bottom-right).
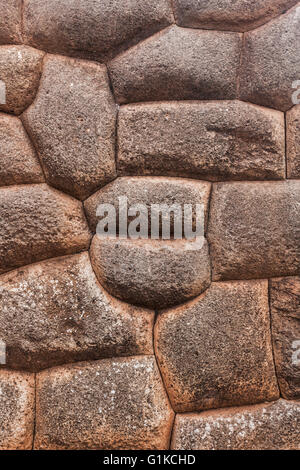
[
  {"x1": 0, "y1": 0, "x2": 22, "y2": 44},
  {"x1": 287, "y1": 105, "x2": 300, "y2": 178}
]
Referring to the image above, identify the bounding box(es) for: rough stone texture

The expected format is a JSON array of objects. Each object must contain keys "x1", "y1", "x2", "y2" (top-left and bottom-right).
[
  {"x1": 155, "y1": 280, "x2": 279, "y2": 412},
  {"x1": 23, "y1": 0, "x2": 174, "y2": 62},
  {"x1": 270, "y1": 277, "x2": 300, "y2": 399},
  {"x1": 208, "y1": 181, "x2": 300, "y2": 281},
  {"x1": 109, "y1": 26, "x2": 241, "y2": 103},
  {"x1": 22, "y1": 54, "x2": 117, "y2": 200},
  {"x1": 287, "y1": 105, "x2": 300, "y2": 178},
  {"x1": 0, "y1": 0, "x2": 22, "y2": 45},
  {"x1": 240, "y1": 6, "x2": 300, "y2": 111},
  {"x1": 0, "y1": 114, "x2": 44, "y2": 186},
  {"x1": 0, "y1": 184, "x2": 91, "y2": 274},
  {"x1": 0, "y1": 253, "x2": 154, "y2": 372},
  {"x1": 173, "y1": 0, "x2": 299, "y2": 32},
  {"x1": 118, "y1": 101, "x2": 285, "y2": 180},
  {"x1": 90, "y1": 237, "x2": 211, "y2": 309},
  {"x1": 35, "y1": 356, "x2": 174, "y2": 450},
  {"x1": 171, "y1": 400, "x2": 300, "y2": 450},
  {"x1": 0, "y1": 46, "x2": 44, "y2": 115},
  {"x1": 84, "y1": 176, "x2": 211, "y2": 234},
  {"x1": 0, "y1": 370, "x2": 34, "y2": 450}
]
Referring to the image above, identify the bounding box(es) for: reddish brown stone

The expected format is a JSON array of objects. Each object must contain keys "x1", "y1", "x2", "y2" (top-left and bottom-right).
[
  {"x1": 270, "y1": 277, "x2": 300, "y2": 399},
  {"x1": 23, "y1": 0, "x2": 173, "y2": 61},
  {"x1": 155, "y1": 280, "x2": 279, "y2": 412},
  {"x1": 0, "y1": 370, "x2": 34, "y2": 450},
  {"x1": 109, "y1": 26, "x2": 241, "y2": 103},
  {"x1": 173, "y1": 0, "x2": 299, "y2": 31},
  {"x1": 172, "y1": 400, "x2": 300, "y2": 450},
  {"x1": 0, "y1": 0, "x2": 22, "y2": 44},
  {"x1": 240, "y1": 6, "x2": 300, "y2": 111},
  {"x1": 0, "y1": 114, "x2": 44, "y2": 186},
  {"x1": 0, "y1": 252, "x2": 154, "y2": 372},
  {"x1": 208, "y1": 181, "x2": 300, "y2": 281},
  {"x1": 0, "y1": 184, "x2": 91, "y2": 274},
  {"x1": 90, "y1": 236, "x2": 211, "y2": 309},
  {"x1": 0, "y1": 46, "x2": 44, "y2": 115},
  {"x1": 84, "y1": 176, "x2": 211, "y2": 234},
  {"x1": 22, "y1": 54, "x2": 117, "y2": 200},
  {"x1": 287, "y1": 105, "x2": 300, "y2": 178},
  {"x1": 35, "y1": 356, "x2": 174, "y2": 449},
  {"x1": 118, "y1": 101, "x2": 285, "y2": 180}
]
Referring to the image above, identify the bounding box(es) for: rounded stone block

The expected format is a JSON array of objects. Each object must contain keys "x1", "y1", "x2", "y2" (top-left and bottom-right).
[
  {"x1": 90, "y1": 236, "x2": 211, "y2": 309},
  {"x1": 155, "y1": 280, "x2": 279, "y2": 412},
  {"x1": 109, "y1": 26, "x2": 241, "y2": 103},
  {"x1": 84, "y1": 176, "x2": 211, "y2": 234},
  {"x1": 0, "y1": 0, "x2": 22, "y2": 45},
  {"x1": 0, "y1": 184, "x2": 91, "y2": 274},
  {"x1": 23, "y1": 0, "x2": 174, "y2": 61},
  {"x1": 118, "y1": 101, "x2": 285, "y2": 180},
  {"x1": 173, "y1": 0, "x2": 299, "y2": 32},
  {"x1": 22, "y1": 54, "x2": 117, "y2": 200},
  {"x1": 35, "y1": 356, "x2": 174, "y2": 449},
  {"x1": 0, "y1": 252, "x2": 154, "y2": 372},
  {"x1": 171, "y1": 400, "x2": 300, "y2": 450},
  {"x1": 0, "y1": 114, "x2": 44, "y2": 186},
  {"x1": 0, "y1": 370, "x2": 34, "y2": 450},
  {"x1": 287, "y1": 105, "x2": 300, "y2": 178},
  {"x1": 208, "y1": 180, "x2": 300, "y2": 281},
  {"x1": 0, "y1": 46, "x2": 44, "y2": 115},
  {"x1": 270, "y1": 277, "x2": 300, "y2": 399},
  {"x1": 240, "y1": 6, "x2": 300, "y2": 111}
]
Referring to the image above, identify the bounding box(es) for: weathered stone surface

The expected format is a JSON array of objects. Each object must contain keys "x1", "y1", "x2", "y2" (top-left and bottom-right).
[
  {"x1": 0, "y1": 0, "x2": 22, "y2": 44},
  {"x1": 155, "y1": 280, "x2": 279, "y2": 412},
  {"x1": 270, "y1": 277, "x2": 300, "y2": 399},
  {"x1": 0, "y1": 184, "x2": 91, "y2": 274},
  {"x1": 0, "y1": 114, "x2": 44, "y2": 186},
  {"x1": 173, "y1": 0, "x2": 299, "y2": 32},
  {"x1": 0, "y1": 253, "x2": 154, "y2": 372},
  {"x1": 172, "y1": 400, "x2": 300, "y2": 450},
  {"x1": 208, "y1": 181, "x2": 300, "y2": 281},
  {"x1": 0, "y1": 46, "x2": 44, "y2": 115},
  {"x1": 118, "y1": 101, "x2": 285, "y2": 180},
  {"x1": 22, "y1": 55, "x2": 116, "y2": 200},
  {"x1": 23, "y1": 0, "x2": 173, "y2": 61},
  {"x1": 90, "y1": 236, "x2": 211, "y2": 309},
  {"x1": 0, "y1": 370, "x2": 34, "y2": 450},
  {"x1": 84, "y1": 176, "x2": 211, "y2": 234},
  {"x1": 287, "y1": 105, "x2": 300, "y2": 178},
  {"x1": 109, "y1": 26, "x2": 241, "y2": 103},
  {"x1": 35, "y1": 356, "x2": 174, "y2": 449},
  {"x1": 240, "y1": 6, "x2": 300, "y2": 111}
]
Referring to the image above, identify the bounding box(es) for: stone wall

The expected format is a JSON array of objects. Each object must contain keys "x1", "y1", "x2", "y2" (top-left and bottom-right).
[{"x1": 0, "y1": 0, "x2": 299, "y2": 450}]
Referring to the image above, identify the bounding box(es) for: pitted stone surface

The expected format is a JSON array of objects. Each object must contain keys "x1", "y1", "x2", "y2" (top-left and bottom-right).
[
  {"x1": 270, "y1": 277, "x2": 300, "y2": 399},
  {"x1": 0, "y1": 184, "x2": 91, "y2": 274},
  {"x1": 118, "y1": 101, "x2": 285, "y2": 180},
  {"x1": 109, "y1": 26, "x2": 241, "y2": 103},
  {"x1": 287, "y1": 106, "x2": 300, "y2": 178},
  {"x1": 173, "y1": 0, "x2": 299, "y2": 31},
  {"x1": 0, "y1": 114, "x2": 44, "y2": 186},
  {"x1": 90, "y1": 237, "x2": 211, "y2": 309},
  {"x1": 171, "y1": 400, "x2": 300, "y2": 450},
  {"x1": 0, "y1": 370, "x2": 34, "y2": 450},
  {"x1": 155, "y1": 280, "x2": 279, "y2": 412},
  {"x1": 22, "y1": 54, "x2": 117, "y2": 200},
  {"x1": 0, "y1": 0, "x2": 22, "y2": 45},
  {"x1": 23, "y1": 0, "x2": 174, "y2": 62},
  {"x1": 35, "y1": 356, "x2": 174, "y2": 449},
  {"x1": 84, "y1": 177, "x2": 211, "y2": 234},
  {"x1": 0, "y1": 253, "x2": 154, "y2": 372},
  {"x1": 208, "y1": 181, "x2": 300, "y2": 281},
  {"x1": 0, "y1": 46, "x2": 44, "y2": 115},
  {"x1": 240, "y1": 6, "x2": 300, "y2": 111}
]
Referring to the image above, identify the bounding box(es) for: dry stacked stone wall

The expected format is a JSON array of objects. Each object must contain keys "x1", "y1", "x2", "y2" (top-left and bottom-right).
[{"x1": 0, "y1": 0, "x2": 299, "y2": 450}]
